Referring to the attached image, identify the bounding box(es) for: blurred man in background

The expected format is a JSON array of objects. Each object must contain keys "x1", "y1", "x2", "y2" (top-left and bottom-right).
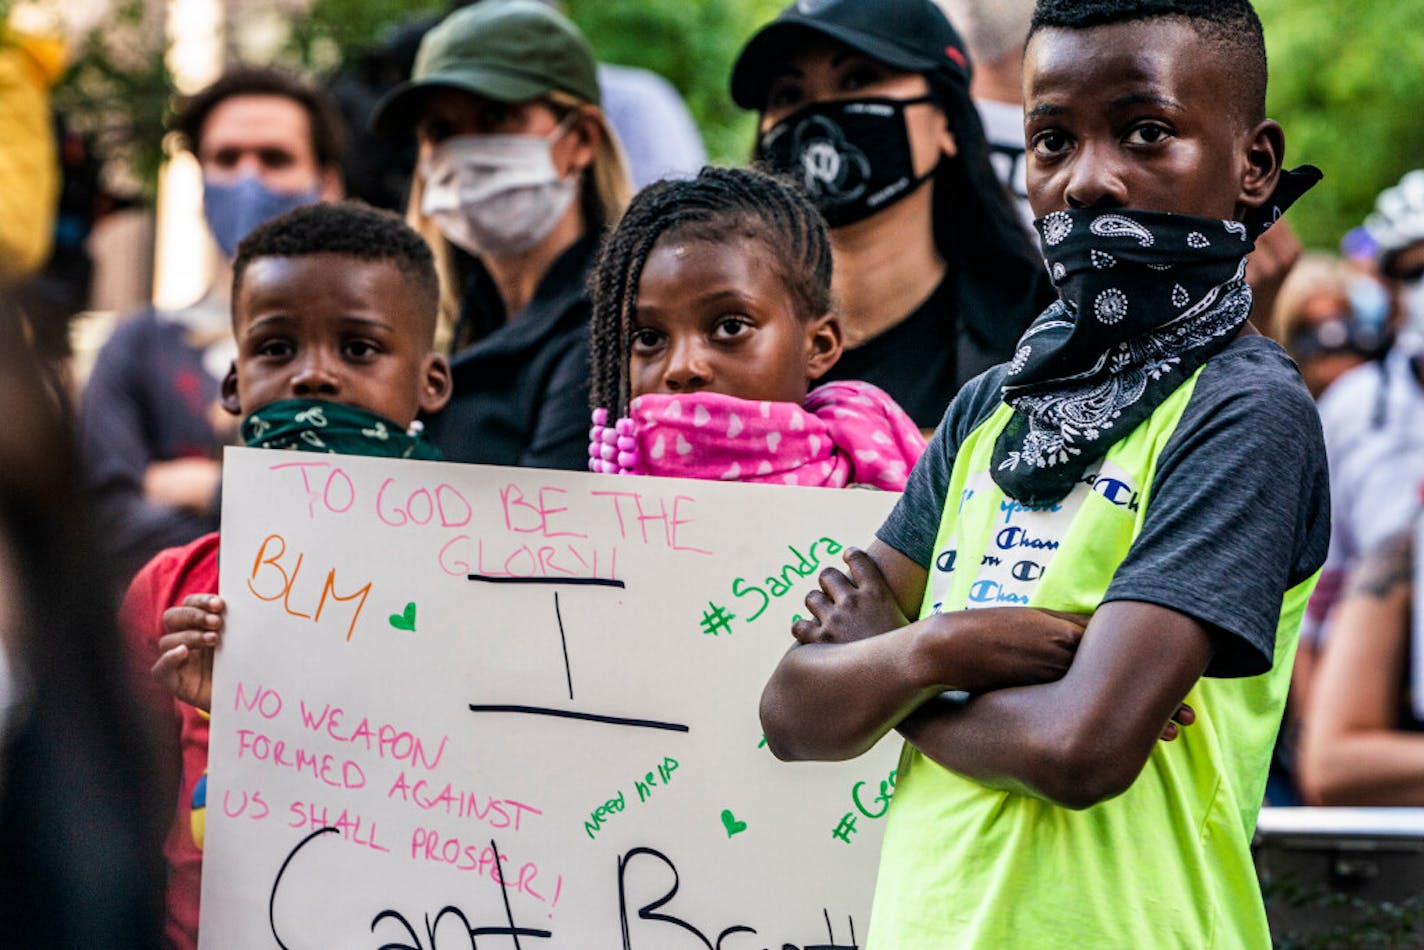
[
  {"x1": 80, "y1": 66, "x2": 343, "y2": 585},
  {"x1": 934, "y1": 0, "x2": 1034, "y2": 226}
]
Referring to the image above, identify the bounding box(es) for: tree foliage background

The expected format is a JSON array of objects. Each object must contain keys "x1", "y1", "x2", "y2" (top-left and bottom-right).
[
  {"x1": 1255, "y1": 0, "x2": 1424, "y2": 248},
  {"x1": 22, "y1": 0, "x2": 1424, "y2": 249},
  {"x1": 563, "y1": 0, "x2": 784, "y2": 164}
]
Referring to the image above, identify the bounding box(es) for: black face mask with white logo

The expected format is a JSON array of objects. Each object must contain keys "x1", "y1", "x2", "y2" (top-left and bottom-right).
[{"x1": 756, "y1": 96, "x2": 935, "y2": 228}]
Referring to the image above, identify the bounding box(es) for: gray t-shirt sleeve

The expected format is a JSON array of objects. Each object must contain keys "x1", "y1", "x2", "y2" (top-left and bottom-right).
[
  {"x1": 1103, "y1": 337, "x2": 1331, "y2": 678},
  {"x1": 877, "y1": 366, "x2": 1009, "y2": 568}
]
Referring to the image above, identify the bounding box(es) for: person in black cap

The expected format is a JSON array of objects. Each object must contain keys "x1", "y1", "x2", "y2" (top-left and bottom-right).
[
  {"x1": 371, "y1": 0, "x2": 632, "y2": 470},
  {"x1": 731, "y1": 0, "x2": 1052, "y2": 431}
]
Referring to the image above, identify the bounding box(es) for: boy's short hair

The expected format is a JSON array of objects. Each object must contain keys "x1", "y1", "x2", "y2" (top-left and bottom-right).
[
  {"x1": 173, "y1": 65, "x2": 346, "y2": 171},
  {"x1": 231, "y1": 202, "x2": 440, "y2": 339},
  {"x1": 1029, "y1": 0, "x2": 1267, "y2": 124}
]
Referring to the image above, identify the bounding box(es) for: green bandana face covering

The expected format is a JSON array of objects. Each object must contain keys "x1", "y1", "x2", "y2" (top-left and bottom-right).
[{"x1": 241, "y1": 399, "x2": 443, "y2": 461}]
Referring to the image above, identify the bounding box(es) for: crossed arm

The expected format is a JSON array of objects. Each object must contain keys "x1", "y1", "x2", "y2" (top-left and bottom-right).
[{"x1": 760, "y1": 541, "x2": 1212, "y2": 810}]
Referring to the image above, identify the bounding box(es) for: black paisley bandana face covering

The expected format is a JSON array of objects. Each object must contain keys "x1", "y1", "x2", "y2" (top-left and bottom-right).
[
  {"x1": 990, "y1": 166, "x2": 1322, "y2": 506},
  {"x1": 242, "y1": 399, "x2": 444, "y2": 461},
  {"x1": 756, "y1": 96, "x2": 936, "y2": 228}
]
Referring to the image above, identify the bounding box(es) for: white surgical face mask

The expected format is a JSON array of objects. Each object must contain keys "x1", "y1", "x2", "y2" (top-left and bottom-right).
[{"x1": 420, "y1": 117, "x2": 580, "y2": 260}]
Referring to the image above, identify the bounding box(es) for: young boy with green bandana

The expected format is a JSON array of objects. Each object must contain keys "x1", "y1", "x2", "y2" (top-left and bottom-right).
[
  {"x1": 760, "y1": 0, "x2": 1329, "y2": 946},
  {"x1": 121, "y1": 201, "x2": 452, "y2": 950}
]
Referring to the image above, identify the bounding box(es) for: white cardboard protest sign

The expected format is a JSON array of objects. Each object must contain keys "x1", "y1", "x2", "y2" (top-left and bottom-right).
[{"x1": 200, "y1": 448, "x2": 902, "y2": 949}]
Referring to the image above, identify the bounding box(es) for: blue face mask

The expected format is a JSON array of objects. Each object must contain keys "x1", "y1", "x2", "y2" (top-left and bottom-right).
[{"x1": 203, "y1": 175, "x2": 320, "y2": 257}]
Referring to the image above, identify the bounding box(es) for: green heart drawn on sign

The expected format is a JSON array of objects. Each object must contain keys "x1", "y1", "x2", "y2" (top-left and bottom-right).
[
  {"x1": 720, "y1": 808, "x2": 748, "y2": 837},
  {"x1": 389, "y1": 602, "x2": 416, "y2": 632}
]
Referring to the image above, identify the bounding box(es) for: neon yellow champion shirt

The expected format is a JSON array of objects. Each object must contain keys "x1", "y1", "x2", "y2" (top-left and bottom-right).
[{"x1": 869, "y1": 367, "x2": 1317, "y2": 949}]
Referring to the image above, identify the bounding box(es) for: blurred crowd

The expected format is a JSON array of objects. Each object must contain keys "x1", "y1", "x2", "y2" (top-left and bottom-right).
[{"x1": 3, "y1": 0, "x2": 1424, "y2": 944}]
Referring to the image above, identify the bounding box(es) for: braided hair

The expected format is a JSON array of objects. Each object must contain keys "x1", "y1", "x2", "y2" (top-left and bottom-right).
[{"x1": 588, "y1": 165, "x2": 833, "y2": 416}]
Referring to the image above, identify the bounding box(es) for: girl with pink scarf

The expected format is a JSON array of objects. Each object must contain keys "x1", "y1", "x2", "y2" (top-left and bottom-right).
[{"x1": 587, "y1": 167, "x2": 925, "y2": 490}]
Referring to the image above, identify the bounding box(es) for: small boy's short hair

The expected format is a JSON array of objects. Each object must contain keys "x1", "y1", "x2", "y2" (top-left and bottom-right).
[
  {"x1": 1029, "y1": 0, "x2": 1268, "y2": 124},
  {"x1": 231, "y1": 202, "x2": 440, "y2": 338}
]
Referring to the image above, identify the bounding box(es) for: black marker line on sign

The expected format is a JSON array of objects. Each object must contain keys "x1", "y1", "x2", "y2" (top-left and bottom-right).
[{"x1": 468, "y1": 705, "x2": 689, "y2": 734}]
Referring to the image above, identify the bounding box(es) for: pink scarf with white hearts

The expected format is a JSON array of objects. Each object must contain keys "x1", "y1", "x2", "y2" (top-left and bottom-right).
[{"x1": 590, "y1": 381, "x2": 925, "y2": 491}]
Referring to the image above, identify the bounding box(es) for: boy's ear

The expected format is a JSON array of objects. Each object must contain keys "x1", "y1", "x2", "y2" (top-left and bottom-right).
[
  {"x1": 220, "y1": 361, "x2": 242, "y2": 416},
  {"x1": 804, "y1": 312, "x2": 844, "y2": 383},
  {"x1": 1237, "y1": 119, "x2": 1285, "y2": 212},
  {"x1": 418, "y1": 353, "x2": 454, "y2": 415}
]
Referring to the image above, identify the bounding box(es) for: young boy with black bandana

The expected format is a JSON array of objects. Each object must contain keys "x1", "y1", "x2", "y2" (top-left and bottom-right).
[
  {"x1": 759, "y1": 1, "x2": 1328, "y2": 945},
  {"x1": 121, "y1": 202, "x2": 452, "y2": 950}
]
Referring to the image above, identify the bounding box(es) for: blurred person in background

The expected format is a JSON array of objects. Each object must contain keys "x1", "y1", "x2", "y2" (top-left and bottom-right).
[
  {"x1": 598, "y1": 59, "x2": 706, "y2": 190},
  {"x1": 1268, "y1": 252, "x2": 1388, "y2": 802},
  {"x1": 731, "y1": 0, "x2": 1052, "y2": 431},
  {"x1": 1299, "y1": 520, "x2": 1424, "y2": 806},
  {"x1": 331, "y1": 0, "x2": 702, "y2": 212},
  {"x1": 933, "y1": 0, "x2": 1035, "y2": 227},
  {"x1": 0, "y1": 301, "x2": 168, "y2": 947},
  {"x1": 2, "y1": 7, "x2": 128, "y2": 401},
  {"x1": 0, "y1": 17, "x2": 62, "y2": 294},
  {"x1": 372, "y1": 0, "x2": 632, "y2": 468},
  {"x1": 1274, "y1": 252, "x2": 1388, "y2": 398},
  {"x1": 1300, "y1": 169, "x2": 1424, "y2": 728},
  {"x1": 13, "y1": 115, "x2": 110, "y2": 378},
  {"x1": 1372, "y1": 170, "x2": 1424, "y2": 350},
  {"x1": 79, "y1": 66, "x2": 344, "y2": 585},
  {"x1": 0, "y1": 9, "x2": 64, "y2": 407}
]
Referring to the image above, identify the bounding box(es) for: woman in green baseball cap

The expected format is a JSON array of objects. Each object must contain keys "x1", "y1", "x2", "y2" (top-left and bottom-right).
[
  {"x1": 731, "y1": 0, "x2": 1052, "y2": 431},
  {"x1": 372, "y1": 0, "x2": 632, "y2": 470}
]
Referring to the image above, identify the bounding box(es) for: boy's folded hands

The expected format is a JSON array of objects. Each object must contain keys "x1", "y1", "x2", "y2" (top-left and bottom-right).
[
  {"x1": 793, "y1": 547, "x2": 1086, "y2": 693},
  {"x1": 153, "y1": 594, "x2": 226, "y2": 713},
  {"x1": 793, "y1": 548, "x2": 910, "y2": 646}
]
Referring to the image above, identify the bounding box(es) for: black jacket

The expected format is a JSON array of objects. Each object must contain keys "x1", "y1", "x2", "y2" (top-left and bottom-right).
[
  {"x1": 424, "y1": 233, "x2": 597, "y2": 470},
  {"x1": 823, "y1": 260, "x2": 1054, "y2": 429}
]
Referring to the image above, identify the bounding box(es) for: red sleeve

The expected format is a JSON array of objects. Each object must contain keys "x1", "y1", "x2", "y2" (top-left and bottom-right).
[
  {"x1": 120, "y1": 532, "x2": 222, "y2": 742},
  {"x1": 120, "y1": 532, "x2": 220, "y2": 950},
  {"x1": 120, "y1": 532, "x2": 222, "y2": 652}
]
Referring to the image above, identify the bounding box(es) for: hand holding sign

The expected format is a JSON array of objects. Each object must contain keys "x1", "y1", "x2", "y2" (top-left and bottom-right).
[
  {"x1": 794, "y1": 547, "x2": 910, "y2": 645},
  {"x1": 154, "y1": 594, "x2": 226, "y2": 713}
]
